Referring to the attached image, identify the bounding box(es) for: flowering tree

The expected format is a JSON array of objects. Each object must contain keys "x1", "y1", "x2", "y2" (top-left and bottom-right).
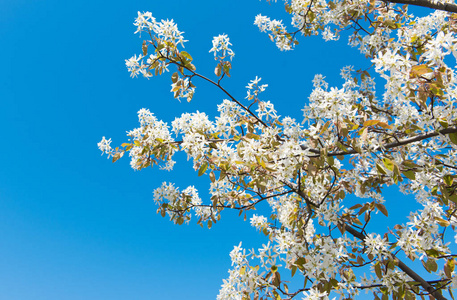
[{"x1": 98, "y1": 0, "x2": 457, "y2": 299}]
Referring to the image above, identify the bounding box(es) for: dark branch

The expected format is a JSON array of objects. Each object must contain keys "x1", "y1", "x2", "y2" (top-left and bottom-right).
[
  {"x1": 385, "y1": 0, "x2": 457, "y2": 13},
  {"x1": 303, "y1": 126, "x2": 457, "y2": 158},
  {"x1": 344, "y1": 225, "x2": 448, "y2": 300}
]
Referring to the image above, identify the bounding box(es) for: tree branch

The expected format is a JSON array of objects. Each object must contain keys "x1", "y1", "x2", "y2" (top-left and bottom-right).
[
  {"x1": 303, "y1": 126, "x2": 457, "y2": 158},
  {"x1": 385, "y1": 0, "x2": 457, "y2": 13},
  {"x1": 344, "y1": 225, "x2": 448, "y2": 300}
]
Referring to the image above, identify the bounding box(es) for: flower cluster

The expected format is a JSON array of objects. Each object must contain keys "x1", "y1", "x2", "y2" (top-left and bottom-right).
[
  {"x1": 97, "y1": 137, "x2": 113, "y2": 158},
  {"x1": 134, "y1": 11, "x2": 186, "y2": 46},
  {"x1": 245, "y1": 76, "x2": 268, "y2": 102},
  {"x1": 100, "y1": 4, "x2": 457, "y2": 300},
  {"x1": 254, "y1": 14, "x2": 293, "y2": 50},
  {"x1": 209, "y1": 34, "x2": 235, "y2": 60}
]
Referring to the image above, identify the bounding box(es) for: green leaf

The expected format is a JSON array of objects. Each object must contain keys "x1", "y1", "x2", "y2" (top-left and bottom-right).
[
  {"x1": 246, "y1": 133, "x2": 260, "y2": 140},
  {"x1": 327, "y1": 156, "x2": 334, "y2": 166},
  {"x1": 223, "y1": 63, "x2": 231, "y2": 77},
  {"x1": 439, "y1": 118, "x2": 449, "y2": 128},
  {"x1": 239, "y1": 266, "x2": 246, "y2": 275},
  {"x1": 374, "y1": 262, "x2": 382, "y2": 279},
  {"x1": 381, "y1": 288, "x2": 389, "y2": 300},
  {"x1": 393, "y1": 163, "x2": 401, "y2": 177},
  {"x1": 180, "y1": 51, "x2": 193, "y2": 61},
  {"x1": 338, "y1": 190, "x2": 346, "y2": 200},
  {"x1": 187, "y1": 63, "x2": 196, "y2": 71},
  {"x1": 171, "y1": 72, "x2": 179, "y2": 83},
  {"x1": 349, "y1": 204, "x2": 363, "y2": 210},
  {"x1": 198, "y1": 162, "x2": 208, "y2": 176},
  {"x1": 444, "y1": 258, "x2": 455, "y2": 278},
  {"x1": 383, "y1": 158, "x2": 395, "y2": 171},
  {"x1": 440, "y1": 185, "x2": 450, "y2": 202},
  {"x1": 449, "y1": 193, "x2": 457, "y2": 204},
  {"x1": 402, "y1": 160, "x2": 420, "y2": 168},
  {"x1": 443, "y1": 175, "x2": 454, "y2": 186},
  {"x1": 430, "y1": 84, "x2": 444, "y2": 96},
  {"x1": 449, "y1": 132, "x2": 457, "y2": 145},
  {"x1": 376, "y1": 163, "x2": 387, "y2": 175},
  {"x1": 422, "y1": 258, "x2": 438, "y2": 273},
  {"x1": 295, "y1": 257, "x2": 306, "y2": 271},
  {"x1": 425, "y1": 249, "x2": 441, "y2": 258},
  {"x1": 291, "y1": 265, "x2": 297, "y2": 277},
  {"x1": 272, "y1": 290, "x2": 281, "y2": 300},
  {"x1": 405, "y1": 291, "x2": 415, "y2": 300},
  {"x1": 402, "y1": 170, "x2": 416, "y2": 180}
]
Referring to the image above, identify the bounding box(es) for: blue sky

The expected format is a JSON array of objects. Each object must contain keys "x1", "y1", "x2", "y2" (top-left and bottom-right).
[{"x1": 0, "y1": 0, "x2": 438, "y2": 299}]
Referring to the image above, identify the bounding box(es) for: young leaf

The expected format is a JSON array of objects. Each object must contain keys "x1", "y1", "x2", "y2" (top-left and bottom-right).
[
  {"x1": 363, "y1": 120, "x2": 380, "y2": 127},
  {"x1": 444, "y1": 258, "x2": 455, "y2": 278},
  {"x1": 215, "y1": 64, "x2": 221, "y2": 76},
  {"x1": 112, "y1": 151, "x2": 124, "y2": 163},
  {"x1": 449, "y1": 132, "x2": 457, "y2": 145},
  {"x1": 383, "y1": 158, "x2": 395, "y2": 171},
  {"x1": 198, "y1": 162, "x2": 208, "y2": 176},
  {"x1": 209, "y1": 171, "x2": 216, "y2": 182},
  {"x1": 375, "y1": 203, "x2": 388, "y2": 217},
  {"x1": 402, "y1": 170, "x2": 416, "y2": 180},
  {"x1": 374, "y1": 262, "x2": 382, "y2": 279},
  {"x1": 180, "y1": 51, "x2": 193, "y2": 61},
  {"x1": 435, "y1": 217, "x2": 450, "y2": 227},
  {"x1": 410, "y1": 64, "x2": 433, "y2": 78},
  {"x1": 171, "y1": 72, "x2": 179, "y2": 83},
  {"x1": 142, "y1": 40, "x2": 148, "y2": 56}
]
